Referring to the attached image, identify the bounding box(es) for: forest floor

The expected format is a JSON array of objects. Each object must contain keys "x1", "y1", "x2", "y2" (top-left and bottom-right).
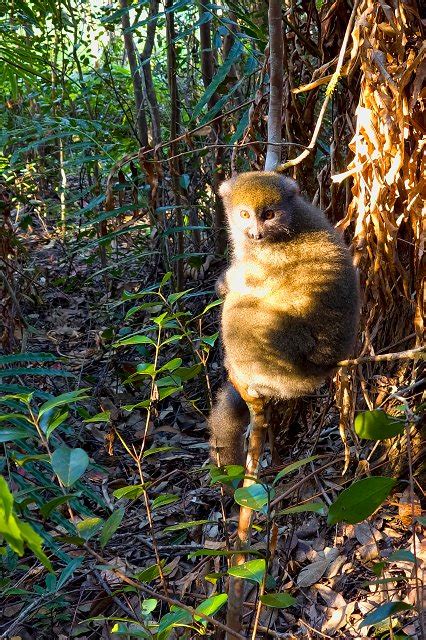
[{"x1": 1, "y1": 218, "x2": 424, "y2": 640}]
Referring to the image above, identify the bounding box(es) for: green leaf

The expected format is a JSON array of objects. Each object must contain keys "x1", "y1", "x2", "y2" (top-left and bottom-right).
[
  {"x1": 355, "y1": 410, "x2": 405, "y2": 440},
  {"x1": 234, "y1": 484, "x2": 274, "y2": 510},
  {"x1": 179, "y1": 174, "x2": 190, "y2": 190},
  {"x1": 157, "y1": 607, "x2": 193, "y2": 639},
  {"x1": 51, "y1": 447, "x2": 89, "y2": 487},
  {"x1": 228, "y1": 559, "x2": 266, "y2": 585},
  {"x1": 151, "y1": 494, "x2": 179, "y2": 510},
  {"x1": 135, "y1": 561, "x2": 167, "y2": 583},
  {"x1": 276, "y1": 502, "x2": 326, "y2": 516},
  {"x1": 200, "y1": 299, "x2": 223, "y2": 314},
  {"x1": 100, "y1": 508, "x2": 125, "y2": 549},
  {"x1": 192, "y1": 40, "x2": 243, "y2": 119},
  {"x1": 45, "y1": 410, "x2": 69, "y2": 439},
  {"x1": 0, "y1": 426, "x2": 33, "y2": 442},
  {"x1": 112, "y1": 335, "x2": 155, "y2": 347},
  {"x1": 0, "y1": 476, "x2": 52, "y2": 572},
  {"x1": 168, "y1": 289, "x2": 192, "y2": 304},
  {"x1": 200, "y1": 332, "x2": 219, "y2": 347},
  {"x1": 0, "y1": 352, "x2": 57, "y2": 365},
  {"x1": 57, "y1": 557, "x2": 84, "y2": 590},
  {"x1": 141, "y1": 598, "x2": 158, "y2": 615},
  {"x1": 387, "y1": 550, "x2": 416, "y2": 563},
  {"x1": 113, "y1": 484, "x2": 147, "y2": 500},
  {"x1": 327, "y1": 477, "x2": 396, "y2": 525},
  {"x1": 161, "y1": 272, "x2": 173, "y2": 286},
  {"x1": 210, "y1": 464, "x2": 245, "y2": 485},
  {"x1": 142, "y1": 446, "x2": 178, "y2": 459},
  {"x1": 0, "y1": 367, "x2": 74, "y2": 379},
  {"x1": 273, "y1": 456, "x2": 318, "y2": 484},
  {"x1": 40, "y1": 494, "x2": 77, "y2": 519},
  {"x1": 163, "y1": 519, "x2": 214, "y2": 532},
  {"x1": 260, "y1": 592, "x2": 296, "y2": 608},
  {"x1": 84, "y1": 411, "x2": 111, "y2": 423},
  {"x1": 38, "y1": 389, "x2": 89, "y2": 418},
  {"x1": 359, "y1": 601, "x2": 413, "y2": 628},
  {"x1": 194, "y1": 593, "x2": 227, "y2": 623},
  {"x1": 76, "y1": 517, "x2": 103, "y2": 540},
  {"x1": 157, "y1": 358, "x2": 183, "y2": 373}
]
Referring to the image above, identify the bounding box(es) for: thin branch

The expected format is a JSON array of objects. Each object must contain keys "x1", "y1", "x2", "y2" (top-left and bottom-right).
[
  {"x1": 277, "y1": 0, "x2": 360, "y2": 171},
  {"x1": 338, "y1": 346, "x2": 425, "y2": 367}
]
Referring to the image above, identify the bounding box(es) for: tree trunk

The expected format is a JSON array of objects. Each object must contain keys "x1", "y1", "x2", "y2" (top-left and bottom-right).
[
  {"x1": 165, "y1": 0, "x2": 184, "y2": 291},
  {"x1": 120, "y1": 0, "x2": 148, "y2": 147}
]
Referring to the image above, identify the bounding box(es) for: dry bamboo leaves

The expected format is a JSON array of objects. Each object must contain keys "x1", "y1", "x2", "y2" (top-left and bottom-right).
[{"x1": 332, "y1": 0, "x2": 424, "y2": 349}]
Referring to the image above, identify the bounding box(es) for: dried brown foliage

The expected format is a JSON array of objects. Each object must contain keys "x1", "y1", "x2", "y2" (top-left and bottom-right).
[{"x1": 335, "y1": 0, "x2": 424, "y2": 352}]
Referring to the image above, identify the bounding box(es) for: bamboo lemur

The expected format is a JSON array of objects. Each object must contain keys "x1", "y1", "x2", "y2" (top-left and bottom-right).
[{"x1": 209, "y1": 171, "x2": 359, "y2": 466}]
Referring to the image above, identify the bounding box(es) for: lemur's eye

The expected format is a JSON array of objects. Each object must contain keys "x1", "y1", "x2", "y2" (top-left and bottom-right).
[
  {"x1": 264, "y1": 210, "x2": 275, "y2": 220},
  {"x1": 240, "y1": 210, "x2": 250, "y2": 219}
]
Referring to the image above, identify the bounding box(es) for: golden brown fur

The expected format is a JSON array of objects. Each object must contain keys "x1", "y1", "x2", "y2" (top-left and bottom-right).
[{"x1": 209, "y1": 172, "x2": 359, "y2": 466}]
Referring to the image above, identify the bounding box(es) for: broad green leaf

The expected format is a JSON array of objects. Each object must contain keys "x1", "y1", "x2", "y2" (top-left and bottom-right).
[
  {"x1": 201, "y1": 299, "x2": 223, "y2": 314},
  {"x1": 194, "y1": 593, "x2": 227, "y2": 623},
  {"x1": 142, "y1": 446, "x2": 178, "y2": 459},
  {"x1": 234, "y1": 484, "x2": 274, "y2": 510},
  {"x1": 84, "y1": 411, "x2": 111, "y2": 423},
  {"x1": 228, "y1": 559, "x2": 266, "y2": 584},
  {"x1": 112, "y1": 335, "x2": 155, "y2": 347},
  {"x1": 151, "y1": 494, "x2": 179, "y2": 510},
  {"x1": 158, "y1": 385, "x2": 183, "y2": 400},
  {"x1": 45, "y1": 411, "x2": 69, "y2": 439},
  {"x1": 38, "y1": 389, "x2": 89, "y2": 418},
  {"x1": 0, "y1": 477, "x2": 52, "y2": 571},
  {"x1": 163, "y1": 519, "x2": 214, "y2": 532},
  {"x1": 260, "y1": 593, "x2": 296, "y2": 608},
  {"x1": 0, "y1": 352, "x2": 56, "y2": 365},
  {"x1": 355, "y1": 410, "x2": 405, "y2": 440},
  {"x1": 192, "y1": 40, "x2": 243, "y2": 119},
  {"x1": 273, "y1": 456, "x2": 318, "y2": 484},
  {"x1": 51, "y1": 447, "x2": 89, "y2": 487},
  {"x1": 387, "y1": 550, "x2": 416, "y2": 563},
  {"x1": 135, "y1": 560, "x2": 174, "y2": 583},
  {"x1": 277, "y1": 502, "x2": 326, "y2": 516},
  {"x1": 76, "y1": 517, "x2": 103, "y2": 540},
  {"x1": 200, "y1": 332, "x2": 219, "y2": 347},
  {"x1": 57, "y1": 557, "x2": 84, "y2": 590},
  {"x1": 157, "y1": 607, "x2": 193, "y2": 639},
  {"x1": 0, "y1": 413, "x2": 32, "y2": 423},
  {"x1": 113, "y1": 484, "x2": 147, "y2": 500},
  {"x1": 141, "y1": 598, "x2": 158, "y2": 615},
  {"x1": 40, "y1": 494, "x2": 77, "y2": 519},
  {"x1": 160, "y1": 335, "x2": 183, "y2": 346},
  {"x1": 157, "y1": 358, "x2": 182, "y2": 373},
  {"x1": 0, "y1": 367, "x2": 74, "y2": 378},
  {"x1": 327, "y1": 477, "x2": 396, "y2": 525},
  {"x1": 167, "y1": 289, "x2": 192, "y2": 304},
  {"x1": 359, "y1": 601, "x2": 413, "y2": 628},
  {"x1": 100, "y1": 508, "x2": 125, "y2": 548},
  {"x1": 0, "y1": 426, "x2": 33, "y2": 442},
  {"x1": 161, "y1": 272, "x2": 173, "y2": 286},
  {"x1": 15, "y1": 520, "x2": 53, "y2": 572},
  {"x1": 210, "y1": 464, "x2": 245, "y2": 485}
]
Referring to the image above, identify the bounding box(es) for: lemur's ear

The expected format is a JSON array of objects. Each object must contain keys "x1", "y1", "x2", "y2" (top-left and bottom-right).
[
  {"x1": 279, "y1": 175, "x2": 299, "y2": 196},
  {"x1": 218, "y1": 179, "x2": 235, "y2": 199}
]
